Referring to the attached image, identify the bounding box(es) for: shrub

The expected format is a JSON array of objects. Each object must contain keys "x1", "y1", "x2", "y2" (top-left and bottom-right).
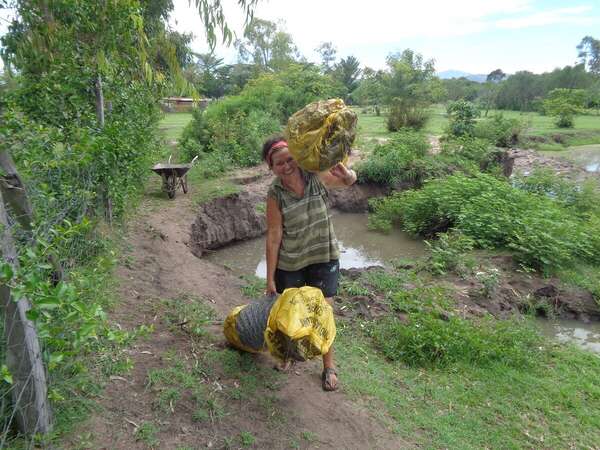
[
  {"x1": 543, "y1": 88, "x2": 585, "y2": 129},
  {"x1": 180, "y1": 64, "x2": 343, "y2": 166},
  {"x1": 370, "y1": 313, "x2": 543, "y2": 368},
  {"x1": 370, "y1": 173, "x2": 600, "y2": 272},
  {"x1": 387, "y1": 101, "x2": 430, "y2": 131},
  {"x1": 445, "y1": 100, "x2": 479, "y2": 137},
  {"x1": 425, "y1": 231, "x2": 475, "y2": 276},
  {"x1": 357, "y1": 130, "x2": 430, "y2": 186},
  {"x1": 473, "y1": 114, "x2": 523, "y2": 147}
]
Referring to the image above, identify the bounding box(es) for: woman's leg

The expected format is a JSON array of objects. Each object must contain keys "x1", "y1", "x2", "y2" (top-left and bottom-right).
[
  {"x1": 306, "y1": 261, "x2": 340, "y2": 391},
  {"x1": 322, "y1": 296, "x2": 338, "y2": 390}
]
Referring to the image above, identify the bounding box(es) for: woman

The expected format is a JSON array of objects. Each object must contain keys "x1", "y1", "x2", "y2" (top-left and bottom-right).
[{"x1": 263, "y1": 135, "x2": 357, "y2": 391}]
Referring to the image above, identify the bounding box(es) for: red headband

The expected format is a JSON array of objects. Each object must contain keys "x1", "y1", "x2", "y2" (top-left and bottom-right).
[{"x1": 266, "y1": 140, "x2": 288, "y2": 166}]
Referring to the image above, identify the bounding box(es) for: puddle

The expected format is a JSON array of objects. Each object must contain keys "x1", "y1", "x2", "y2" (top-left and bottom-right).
[
  {"x1": 565, "y1": 144, "x2": 600, "y2": 173},
  {"x1": 536, "y1": 318, "x2": 600, "y2": 355},
  {"x1": 205, "y1": 212, "x2": 425, "y2": 278}
]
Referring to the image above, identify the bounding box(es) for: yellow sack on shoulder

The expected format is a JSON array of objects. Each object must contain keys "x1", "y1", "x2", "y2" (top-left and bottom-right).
[
  {"x1": 284, "y1": 98, "x2": 357, "y2": 172},
  {"x1": 265, "y1": 286, "x2": 336, "y2": 361}
]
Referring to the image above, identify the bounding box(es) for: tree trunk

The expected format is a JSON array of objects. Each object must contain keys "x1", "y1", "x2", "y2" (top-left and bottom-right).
[
  {"x1": 94, "y1": 74, "x2": 105, "y2": 129},
  {"x1": 0, "y1": 194, "x2": 52, "y2": 435}
]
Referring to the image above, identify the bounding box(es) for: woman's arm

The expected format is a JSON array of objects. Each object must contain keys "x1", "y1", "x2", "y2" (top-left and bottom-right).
[
  {"x1": 265, "y1": 196, "x2": 283, "y2": 296},
  {"x1": 318, "y1": 162, "x2": 357, "y2": 189}
]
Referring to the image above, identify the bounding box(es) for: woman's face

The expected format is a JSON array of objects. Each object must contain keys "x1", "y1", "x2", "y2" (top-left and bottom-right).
[{"x1": 270, "y1": 147, "x2": 298, "y2": 177}]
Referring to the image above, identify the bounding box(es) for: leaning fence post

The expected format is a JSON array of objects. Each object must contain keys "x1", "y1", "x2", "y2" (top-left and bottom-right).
[{"x1": 0, "y1": 172, "x2": 52, "y2": 435}]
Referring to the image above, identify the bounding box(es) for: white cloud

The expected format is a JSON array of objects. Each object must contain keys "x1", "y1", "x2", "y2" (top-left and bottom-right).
[{"x1": 495, "y1": 5, "x2": 595, "y2": 29}]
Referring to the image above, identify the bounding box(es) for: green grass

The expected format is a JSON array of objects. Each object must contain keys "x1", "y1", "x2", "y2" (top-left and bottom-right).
[
  {"x1": 337, "y1": 323, "x2": 600, "y2": 449},
  {"x1": 158, "y1": 112, "x2": 193, "y2": 143},
  {"x1": 185, "y1": 166, "x2": 240, "y2": 204},
  {"x1": 355, "y1": 105, "x2": 600, "y2": 149}
]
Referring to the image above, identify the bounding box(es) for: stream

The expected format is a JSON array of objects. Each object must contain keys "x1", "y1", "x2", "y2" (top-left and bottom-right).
[
  {"x1": 205, "y1": 212, "x2": 426, "y2": 278},
  {"x1": 563, "y1": 144, "x2": 600, "y2": 172}
]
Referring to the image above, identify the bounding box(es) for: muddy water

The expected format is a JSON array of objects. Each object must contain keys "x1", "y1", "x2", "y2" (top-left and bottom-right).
[
  {"x1": 564, "y1": 144, "x2": 600, "y2": 172},
  {"x1": 537, "y1": 318, "x2": 600, "y2": 355},
  {"x1": 205, "y1": 212, "x2": 425, "y2": 278}
]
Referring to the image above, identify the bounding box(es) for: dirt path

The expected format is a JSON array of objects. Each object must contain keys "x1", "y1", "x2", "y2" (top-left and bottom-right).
[{"x1": 66, "y1": 168, "x2": 408, "y2": 449}]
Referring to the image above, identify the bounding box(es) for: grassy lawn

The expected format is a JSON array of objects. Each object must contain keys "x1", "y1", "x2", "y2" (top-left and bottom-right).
[
  {"x1": 159, "y1": 112, "x2": 193, "y2": 142},
  {"x1": 355, "y1": 105, "x2": 600, "y2": 151}
]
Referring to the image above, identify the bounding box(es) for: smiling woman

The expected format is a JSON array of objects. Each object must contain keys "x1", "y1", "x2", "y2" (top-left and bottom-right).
[{"x1": 262, "y1": 134, "x2": 356, "y2": 391}]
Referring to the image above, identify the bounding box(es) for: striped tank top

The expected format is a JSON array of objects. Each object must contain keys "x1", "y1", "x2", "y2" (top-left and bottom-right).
[{"x1": 268, "y1": 170, "x2": 340, "y2": 271}]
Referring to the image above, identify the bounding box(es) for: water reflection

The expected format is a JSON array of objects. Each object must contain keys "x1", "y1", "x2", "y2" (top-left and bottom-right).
[
  {"x1": 205, "y1": 212, "x2": 425, "y2": 278},
  {"x1": 566, "y1": 144, "x2": 600, "y2": 173},
  {"x1": 537, "y1": 318, "x2": 600, "y2": 355}
]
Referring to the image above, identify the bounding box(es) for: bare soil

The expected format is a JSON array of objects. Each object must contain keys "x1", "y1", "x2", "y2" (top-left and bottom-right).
[{"x1": 64, "y1": 165, "x2": 408, "y2": 450}]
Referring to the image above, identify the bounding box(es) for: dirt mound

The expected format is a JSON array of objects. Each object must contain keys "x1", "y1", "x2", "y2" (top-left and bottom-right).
[
  {"x1": 190, "y1": 192, "x2": 266, "y2": 257},
  {"x1": 328, "y1": 182, "x2": 390, "y2": 212}
]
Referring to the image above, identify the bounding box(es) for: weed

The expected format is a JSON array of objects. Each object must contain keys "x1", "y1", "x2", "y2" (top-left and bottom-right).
[
  {"x1": 134, "y1": 422, "x2": 159, "y2": 447},
  {"x1": 475, "y1": 267, "x2": 501, "y2": 298},
  {"x1": 154, "y1": 387, "x2": 181, "y2": 413},
  {"x1": 339, "y1": 277, "x2": 370, "y2": 296},
  {"x1": 239, "y1": 431, "x2": 256, "y2": 447},
  {"x1": 425, "y1": 231, "x2": 475, "y2": 276},
  {"x1": 240, "y1": 275, "x2": 266, "y2": 299},
  {"x1": 159, "y1": 294, "x2": 215, "y2": 338},
  {"x1": 301, "y1": 431, "x2": 318, "y2": 442}
]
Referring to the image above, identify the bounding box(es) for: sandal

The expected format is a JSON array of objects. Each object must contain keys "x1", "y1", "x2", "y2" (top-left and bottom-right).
[
  {"x1": 321, "y1": 367, "x2": 338, "y2": 391},
  {"x1": 274, "y1": 359, "x2": 295, "y2": 372}
]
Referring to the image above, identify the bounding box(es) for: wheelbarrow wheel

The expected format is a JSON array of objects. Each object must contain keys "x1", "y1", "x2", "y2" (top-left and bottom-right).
[
  {"x1": 182, "y1": 175, "x2": 188, "y2": 194},
  {"x1": 166, "y1": 173, "x2": 177, "y2": 199}
]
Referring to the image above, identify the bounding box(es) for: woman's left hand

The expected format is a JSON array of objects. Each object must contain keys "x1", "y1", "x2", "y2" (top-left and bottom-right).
[{"x1": 329, "y1": 163, "x2": 355, "y2": 185}]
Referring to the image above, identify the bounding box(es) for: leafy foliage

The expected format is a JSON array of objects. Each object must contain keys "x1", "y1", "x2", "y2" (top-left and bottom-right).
[
  {"x1": 383, "y1": 50, "x2": 444, "y2": 130},
  {"x1": 356, "y1": 130, "x2": 430, "y2": 186},
  {"x1": 370, "y1": 173, "x2": 600, "y2": 272},
  {"x1": 445, "y1": 100, "x2": 479, "y2": 137},
  {"x1": 473, "y1": 114, "x2": 523, "y2": 147},
  {"x1": 425, "y1": 231, "x2": 475, "y2": 276},
  {"x1": 180, "y1": 64, "x2": 344, "y2": 166},
  {"x1": 543, "y1": 88, "x2": 586, "y2": 128}
]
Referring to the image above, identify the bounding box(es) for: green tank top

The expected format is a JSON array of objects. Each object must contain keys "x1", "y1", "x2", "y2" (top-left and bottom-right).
[{"x1": 268, "y1": 170, "x2": 340, "y2": 271}]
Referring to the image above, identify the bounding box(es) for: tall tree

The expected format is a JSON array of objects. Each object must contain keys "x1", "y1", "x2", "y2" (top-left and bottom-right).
[
  {"x1": 577, "y1": 36, "x2": 600, "y2": 75},
  {"x1": 235, "y1": 18, "x2": 299, "y2": 71},
  {"x1": 333, "y1": 55, "x2": 362, "y2": 94},
  {"x1": 487, "y1": 69, "x2": 506, "y2": 83},
  {"x1": 315, "y1": 41, "x2": 337, "y2": 73}
]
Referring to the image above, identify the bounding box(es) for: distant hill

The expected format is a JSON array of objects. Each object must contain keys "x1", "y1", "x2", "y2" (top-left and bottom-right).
[{"x1": 437, "y1": 70, "x2": 487, "y2": 83}]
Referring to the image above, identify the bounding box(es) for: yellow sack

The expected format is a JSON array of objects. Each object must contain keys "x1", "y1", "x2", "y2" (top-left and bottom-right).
[
  {"x1": 223, "y1": 295, "x2": 278, "y2": 353},
  {"x1": 284, "y1": 98, "x2": 357, "y2": 172},
  {"x1": 265, "y1": 286, "x2": 336, "y2": 361},
  {"x1": 223, "y1": 305, "x2": 258, "y2": 354}
]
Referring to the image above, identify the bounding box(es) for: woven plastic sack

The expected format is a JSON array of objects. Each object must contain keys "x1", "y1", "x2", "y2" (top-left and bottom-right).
[
  {"x1": 265, "y1": 286, "x2": 336, "y2": 361},
  {"x1": 284, "y1": 98, "x2": 357, "y2": 172},
  {"x1": 223, "y1": 295, "x2": 278, "y2": 353}
]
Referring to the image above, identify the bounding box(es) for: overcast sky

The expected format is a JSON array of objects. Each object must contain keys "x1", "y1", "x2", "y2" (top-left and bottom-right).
[
  {"x1": 1, "y1": 0, "x2": 599, "y2": 75},
  {"x1": 170, "y1": 0, "x2": 600, "y2": 75}
]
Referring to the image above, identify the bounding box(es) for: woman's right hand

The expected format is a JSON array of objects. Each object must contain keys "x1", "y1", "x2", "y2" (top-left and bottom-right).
[{"x1": 266, "y1": 278, "x2": 277, "y2": 297}]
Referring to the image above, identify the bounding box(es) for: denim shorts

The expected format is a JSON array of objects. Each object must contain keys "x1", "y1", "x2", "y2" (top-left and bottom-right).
[{"x1": 275, "y1": 260, "x2": 340, "y2": 298}]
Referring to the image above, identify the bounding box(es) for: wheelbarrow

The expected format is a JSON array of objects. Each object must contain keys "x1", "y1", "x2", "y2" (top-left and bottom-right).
[{"x1": 151, "y1": 155, "x2": 198, "y2": 199}]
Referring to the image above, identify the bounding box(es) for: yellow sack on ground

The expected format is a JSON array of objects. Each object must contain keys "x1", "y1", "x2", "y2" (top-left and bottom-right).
[
  {"x1": 265, "y1": 286, "x2": 336, "y2": 361},
  {"x1": 284, "y1": 98, "x2": 357, "y2": 172},
  {"x1": 223, "y1": 295, "x2": 278, "y2": 354}
]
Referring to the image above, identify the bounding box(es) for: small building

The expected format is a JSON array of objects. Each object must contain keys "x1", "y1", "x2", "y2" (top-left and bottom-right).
[{"x1": 160, "y1": 97, "x2": 211, "y2": 113}]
